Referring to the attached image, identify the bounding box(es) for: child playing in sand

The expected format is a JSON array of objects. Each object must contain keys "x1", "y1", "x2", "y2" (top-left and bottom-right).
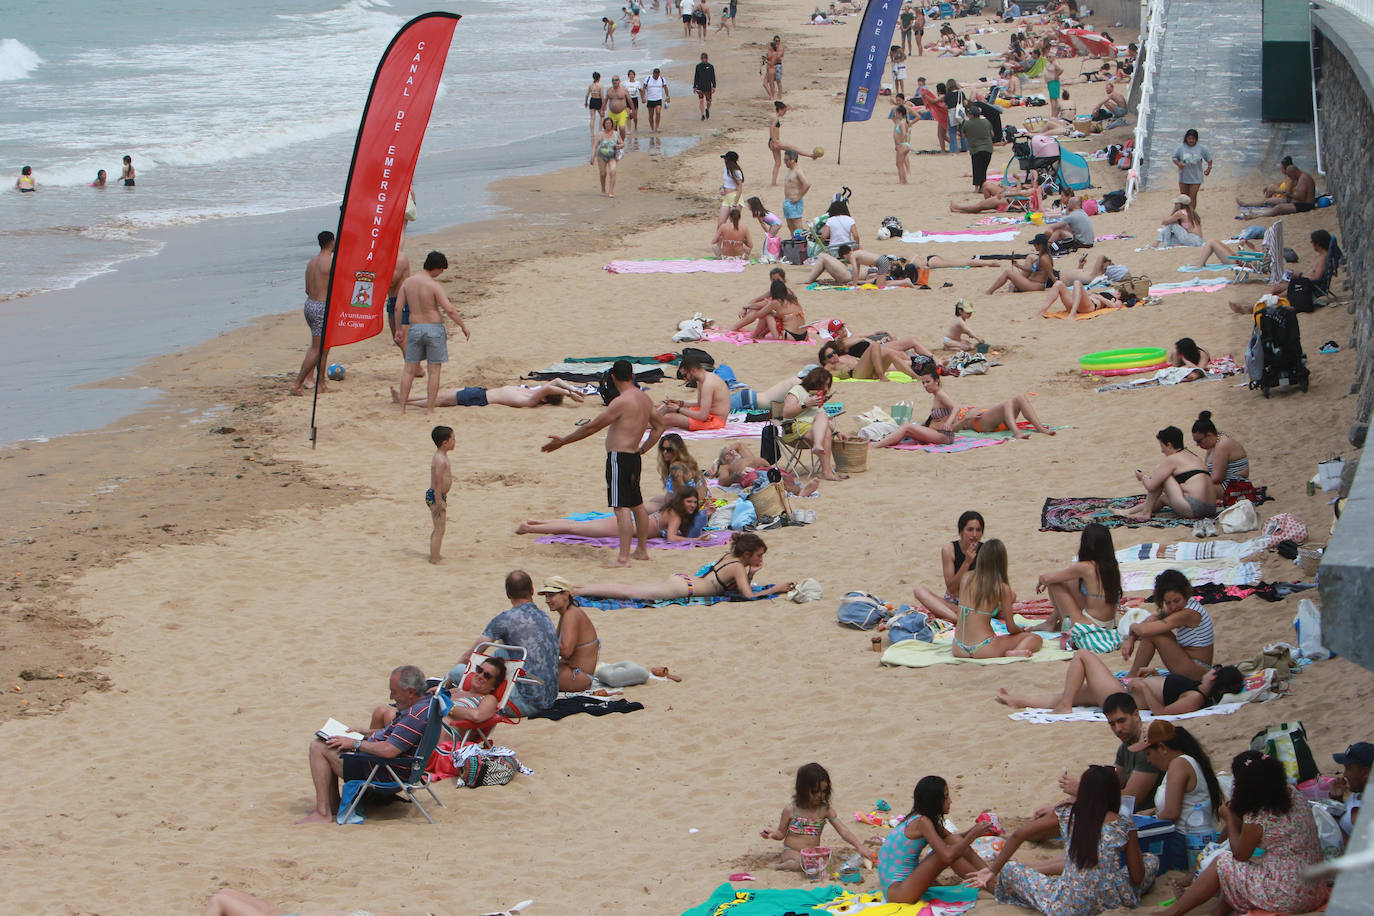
[
  {"x1": 761, "y1": 762, "x2": 875, "y2": 869},
  {"x1": 427, "y1": 425, "x2": 455, "y2": 564},
  {"x1": 942, "y1": 301, "x2": 983, "y2": 351},
  {"x1": 877, "y1": 775, "x2": 995, "y2": 903}
]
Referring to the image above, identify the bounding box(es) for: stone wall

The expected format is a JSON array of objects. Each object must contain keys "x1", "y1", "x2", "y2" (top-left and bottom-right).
[
  {"x1": 1086, "y1": 0, "x2": 1143, "y2": 31},
  {"x1": 1312, "y1": 14, "x2": 1374, "y2": 444}
]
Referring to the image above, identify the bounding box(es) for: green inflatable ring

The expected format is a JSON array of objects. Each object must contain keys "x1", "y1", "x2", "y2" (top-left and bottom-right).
[{"x1": 1079, "y1": 347, "x2": 1169, "y2": 371}]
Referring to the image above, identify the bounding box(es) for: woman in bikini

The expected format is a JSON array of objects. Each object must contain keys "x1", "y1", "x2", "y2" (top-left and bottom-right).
[
  {"x1": 1032, "y1": 522, "x2": 1123, "y2": 651},
  {"x1": 985, "y1": 233, "x2": 1057, "y2": 294},
  {"x1": 767, "y1": 101, "x2": 820, "y2": 185},
  {"x1": 819, "y1": 338, "x2": 934, "y2": 382},
  {"x1": 731, "y1": 278, "x2": 807, "y2": 340},
  {"x1": 442, "y1": 656, "x2": 506, "y2": 728},
  {"x1": 517, "y1": 488, "x2": 709, "y2": 542},
  {"x1": 1192, "y1": 411, "x2": 1249, "y2": 485},
  {"x1": 651, "y1": 433, "x2": 710, "y2": 507},
  {"x1": 941, "y1": 510, "x2": 983, "y2": 603},
  {"x1": 913, "y1": 360, "x2": 1055, "y2": 440},
  {"x1": 541, "y1": 580, "x2": 600, "y2": 691},
  {"x1": 585, "y1": 72, "x2": 605, "y2": 136},
  {"x1": 891, "y1": 98, "x2": 913, "y2": 184},
  {"x1": 911, "y1": 539, "x2": 1043, "y2": 658},
  {"x1": 573, "y1": 533, "x2": 793, "y2": 601},
  {"x1": 1122, "y1": 569, "x2": 1216, "y2": 679},
  {"x1": 711, "y1": 205, "x2": 753, "y2": 258},
  {"x1": 996, "y1": 650, "x2": 1243, "y2": 715},
  {"x1": 1114, "y1": 425, "x2": 1218, "y2": 521},
  {"x1": 1168, "y1": 337, "x2": 1211, "y2": 380}
]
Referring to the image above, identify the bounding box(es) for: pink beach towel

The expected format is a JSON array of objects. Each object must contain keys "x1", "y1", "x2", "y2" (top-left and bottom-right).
[
  {"x1": 901, "y1": 228, "x2": 1020, "y2": 243},
  {"x1": 701, "y1": 329, "x2": 815, "y2": 346},
  {"x1": 889, "y1": 436, "x2": 1008, "y2": 454},
  {"x1": 605, "y1": 259, "x2": 747, "y2": 274},
  {"x1": 535, "y1": 529, "x2": 734, "y2": 550},
  {"x1": 679, "y1": 420, "x2": 765, "y2": 440}
]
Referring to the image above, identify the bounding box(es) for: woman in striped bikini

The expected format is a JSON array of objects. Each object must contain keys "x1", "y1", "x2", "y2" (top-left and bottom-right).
[
  {"x1": 1122, "y1": 569, "x2": 1215, "y2": 679},
  {"x1": 1191, "y1": 411, "x2": 1249, "y2": 485}
]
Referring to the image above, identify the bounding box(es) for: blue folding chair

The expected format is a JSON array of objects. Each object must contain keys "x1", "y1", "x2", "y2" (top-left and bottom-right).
[{"x1": 337, "y1": 695, "x2": 447, "y2": 824}]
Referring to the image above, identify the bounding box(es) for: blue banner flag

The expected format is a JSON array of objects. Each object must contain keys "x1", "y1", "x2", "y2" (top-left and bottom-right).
[{"x1": 841, "y1": 0, "x2": 903, "y2": 123}]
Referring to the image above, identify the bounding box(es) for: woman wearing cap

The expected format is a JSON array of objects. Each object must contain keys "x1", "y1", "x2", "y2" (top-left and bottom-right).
[
  {"x1": 1171, "y1": 129, "x2": 1212, "y2": 209},
  {"x1": 718, "y1": 151, "x2": 744, "y2": 222},
  {"x1": 996, "y1": 648, "x2": 1242, "y2": 716},
  {"x1": 538, "y1": 577, "x2": 601, "y2": 691},
  {"x1": 1132, "y1": 720, "x2": 1222, "y2": 866},
  {"x1": 1161, "y1": 751, "x2": 1330, "y2": 916},
  {"x1": 1154, "y1": 196, "x2": 1204, "y2": 248},
  {"x1": 984, "y1": 234, "x2": 1055, "y2": 294}
]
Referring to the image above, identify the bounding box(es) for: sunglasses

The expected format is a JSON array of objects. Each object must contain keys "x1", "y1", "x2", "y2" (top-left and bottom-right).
[{"x1": 475, "y1": 668, "x2": 497, "y2": 681}]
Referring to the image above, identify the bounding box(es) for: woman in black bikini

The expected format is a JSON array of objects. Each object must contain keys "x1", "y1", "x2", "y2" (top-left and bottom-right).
[
  {"x1": 996, "y1": 650, "x2": 1242, "y2": 715},
  {"x1": 572, "y1": 533, "x2": 794, "y2": 600},
  {"x1": 1114, "y1": 426, "x2": 1218, "y2": 521},
  {"x1": 585, "y1": 71, "x2": 605, "y2": 136}
]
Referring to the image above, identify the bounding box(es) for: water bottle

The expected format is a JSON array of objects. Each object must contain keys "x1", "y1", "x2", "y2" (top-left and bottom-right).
[{"x1": 1184, "y1": 802, "x2": 1212, "y2": 872}]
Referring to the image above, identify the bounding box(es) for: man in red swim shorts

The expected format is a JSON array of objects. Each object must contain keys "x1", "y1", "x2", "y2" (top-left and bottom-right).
[{"x1": 659, "y1": 352, "x2": 730, "y2": 430}]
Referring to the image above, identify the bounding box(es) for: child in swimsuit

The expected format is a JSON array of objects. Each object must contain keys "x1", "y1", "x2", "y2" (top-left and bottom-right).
[
  {"x1": 761, "y1": 762, "x2": 875, "y2": 870},
  {"x1": 879, "y1": 775, "x2": 995, "y2": 903}
]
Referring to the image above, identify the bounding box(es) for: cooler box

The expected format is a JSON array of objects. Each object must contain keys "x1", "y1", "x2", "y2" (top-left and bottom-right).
[
  {"x1": 780, "y1": 238, "x2": 806, "y2": 265},
  {"x1": 1132, "y1": 815, "x2": 1174, "y2": 858}
]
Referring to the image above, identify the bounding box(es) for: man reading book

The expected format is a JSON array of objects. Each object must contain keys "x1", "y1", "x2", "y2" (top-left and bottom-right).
[{"x1": 296, "y1": 664, "x2": 428, "y2": 825}]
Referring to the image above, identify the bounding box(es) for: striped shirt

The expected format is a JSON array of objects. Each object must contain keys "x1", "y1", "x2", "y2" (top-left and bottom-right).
[
  {"x1": 373, "y1": 696, "x2": 429, "y2": 754},
  {"x1": 1174, "y1": 597, "x2": 1215, "y2": 648}
]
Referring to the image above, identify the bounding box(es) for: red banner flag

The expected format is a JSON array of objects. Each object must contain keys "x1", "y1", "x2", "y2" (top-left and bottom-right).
[{"x1": 322, "y1": 12, "x2": 460, "y2": 349}]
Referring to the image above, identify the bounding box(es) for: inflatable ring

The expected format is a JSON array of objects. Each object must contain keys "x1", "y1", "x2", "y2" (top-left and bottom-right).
[
  {"x1": 1082, "y1": 361, "x2": 1171, "y2": 377},
  {"x1": 1079, "y1": 347, "x2": 1168, "y2": 371}
]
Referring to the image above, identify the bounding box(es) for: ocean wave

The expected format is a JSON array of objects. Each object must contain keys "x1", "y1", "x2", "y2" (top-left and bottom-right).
[{"x1": 0, "y1": 37, "x2": 42, "y2": 81}]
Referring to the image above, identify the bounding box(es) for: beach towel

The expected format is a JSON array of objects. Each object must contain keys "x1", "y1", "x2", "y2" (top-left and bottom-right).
[
  {"x1": 889, "y1": 436, "x2": 1008, "y2": 454},
  {"x1": 605, "y1": 258, "x2": 747, "y2": 274},
  {"x1": 528, "y1": 695, "x2": 645, "y2": 720},
  {"x1": 535, "y1": 529, "x2": 734, "y2": 551},
  {"x1": 678, "y1": 419, "x2": 765, "y2": 440},
  {"x1": 1094, "y1": 355, "x2": 1245, "y2": 392},
  {"x1": 1095, "y1": 233, "x2": 1135, "y2": 242},
  {"x1": 806, "y1": 282, "x2": 904, "y2": 292},
  {"x1": 901, "y1": 228, "x2": 1020, "y2": 243},
  {"x1": 1009, "y1": 703, "x2": 1245, "y2": 725},
  {"x1": 1043, "y1": 303, "x2": 1122, "y2": 320},
  {"x1": 1177, "y1": 264, "x2": 1235, "y2": 273},
  {"x1": 1116, "y1": 538, "x2": 1266, "y2": 562},
  {"x1": 881, "y1": 615, "x2": 1076, "y2": 668},
  {"x1": 1148, "y1": 277, "x2": 1232, "y2": 297},
  {"x1": 1039, "y1": 496, "x2": 1200, "y2": 532},
  {"x1": 701, "y1": 328, "x2": 815, "y2": 346},
  {"x1": 816, "y1": 887, "x2": 977, "y2": 915},
  {"x1": 834, "y1": 370, "x2": 919, "y2": 383},
  {"x1": 1118, "y1": 560, "x2": 1262, "y2": 592},
  {"x1": 528, "y1": 361, "x2": 666, "y2": 383},
  {"x1": 573, "y1": 587, "x2": 782, "y2": 611}
]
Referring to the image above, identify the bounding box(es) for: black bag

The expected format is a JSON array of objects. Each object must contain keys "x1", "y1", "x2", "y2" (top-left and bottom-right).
[
  {"x1": 597, "y1": 368, "x2": 619, "y2": 405},
  {"x1": 1105, "y1": 144, "x2": 1124, "y2": 166},
  {"x1": 760, "y1": 424, "x2": 780, "y2": 464},
  {"x1": 1288, "y1": 276, "x2": 1316, "y2": 313},
  {"x1": 1101, "y1": 190, "x2": 1127, "y2": 212}
]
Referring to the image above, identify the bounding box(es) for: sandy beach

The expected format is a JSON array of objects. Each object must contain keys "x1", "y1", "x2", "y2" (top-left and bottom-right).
[{"x1": 1, "y1": 2, "x2": 1369, "y2": 914}]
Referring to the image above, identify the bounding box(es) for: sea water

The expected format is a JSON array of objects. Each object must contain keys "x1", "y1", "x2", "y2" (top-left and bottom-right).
[{"x1": 0, "y1": 0, "x2": 688, "y2": 444}]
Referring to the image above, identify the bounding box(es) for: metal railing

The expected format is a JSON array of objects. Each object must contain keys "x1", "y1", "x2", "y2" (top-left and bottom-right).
[
  {"x1": 1124, "y1": 0, "x2": 1167, "y2": 205},
  {"x1": 1320, "y1": 0, "x2": 1374, "y2": 27}
]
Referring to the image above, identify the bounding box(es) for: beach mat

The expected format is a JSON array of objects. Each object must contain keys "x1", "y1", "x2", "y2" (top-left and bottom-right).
[
  {"x1": 535, "y1": 530, "x2": 733, "y2": 551},
  {"x1": 1043, "y1": 303, "x2": 1122, "y2": 320},
  {"x1": 678, "y1": 420, "x2": 765, "y2": 440},
  {"x1": 573, "y1": 589, "x2": 782, "y2": 611},
  {"x1": 701, "y1": 329, "x2": 814, "y2": 346},
  {"x1": 881, "y1": 615, "x2": 1076, "y2": 668},
  {"x1": 528, "y1": 361, "x2": 665, "y2": 383},
  {"x1": 1009, "y1": 703, "x2": 1245, "y2": 725},
  {"x1": 606, "y1": 258, "x2": 747, "y2": 274},
  {"x1": 889, "y1": 436, "x2": 1008, "y2": 454},
  {"x1": 901, "y1": 228, "x2": 1020, "y2": 243},
  {"x1": 1039, "y1": 496, "x2": 1200, "y2": 532}
]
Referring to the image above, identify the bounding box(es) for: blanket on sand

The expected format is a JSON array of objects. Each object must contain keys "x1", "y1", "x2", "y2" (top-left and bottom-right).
[
  {"x1": 535, "y1": 529, "x2": 733, "y2": 550},
  {"x1": 701, "y1": 328, "x2": 816, "y2": 346},
  {"x1": 529, "y1": 695, "x2": 645, "y2": 720},
  {"x1": 889, "y1": 436, "x2": 1008, "y2": 453},
  {"x1": 881, "y1": 615, "x2": 1077, "y2": 668},
  {"x1": 1040, "y1": 496, "x2": 1200, "y2": 532},
  {"x1": 605, "y1": 258, "x2": 747, "y2": 274},
  {"x1": 573, "y1": 589, "x2": 782, "y2": 610},
  {"x1": 1009, "y1": 703, "x2": 1246, "y2": 724},
  {"x1": 1043, "y1": 303, "x2": 1122, "y2": 320},
  {"x1": 902, "y1": 227, "x2": 1021, "y2": 243},
  {"x1": 683, "y1": 883, "x2": 976, "y2": 916}
]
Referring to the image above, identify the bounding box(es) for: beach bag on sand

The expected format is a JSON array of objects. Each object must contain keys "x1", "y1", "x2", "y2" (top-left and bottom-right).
[
  {"x1": 837, "y1": 591, "x2": 888, "y2": 630},
  {"x1": 1216, "y1": 498, "x2": 1258, "y2": 534},
  {"x1": 1101, "y1": 190, "x2": 1127, "y2": 212},
  {"x1": 460, "y1": 755, "x2": 516, "y2": 788},
  {"x1": 1250, "y1": 721, "x2": 1319, "y2": 784},
  {"x1": 888, "y1": 609, "x2": 934, "y2": 644}
]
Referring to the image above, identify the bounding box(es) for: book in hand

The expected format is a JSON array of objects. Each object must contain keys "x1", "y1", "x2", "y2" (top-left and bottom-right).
[{"x1": 316, "y1": 718, "x2": 365, "y2": 742}]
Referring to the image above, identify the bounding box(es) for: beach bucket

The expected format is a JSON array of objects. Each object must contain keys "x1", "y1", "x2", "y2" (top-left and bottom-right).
[
  {"x1": 748, "y1": 482, "x2": 789, "y2": 519},
  {"x1": 976, "y1": 342, "x2": 990, "y2": 354},
  {"x1": 800, "y1": 846, "x2": 831, "y2": 878},
  {"x1": 833, "y1": 437, "x2": 869, "y2": 474}
]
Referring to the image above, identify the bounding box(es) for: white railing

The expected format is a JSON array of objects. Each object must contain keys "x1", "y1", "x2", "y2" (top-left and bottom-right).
[
  {"x1": 1322, "y1": 0, "x2": 1374, "y2": 27},
  {"x1": 1124, "y1": 0, "x2": 1167, "y2": 205}
]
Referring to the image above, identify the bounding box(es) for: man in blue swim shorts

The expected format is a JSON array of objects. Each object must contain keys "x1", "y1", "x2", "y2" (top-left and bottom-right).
[
  {"x1": 390, "y1": 379, "x2": 587, "y2": 409},
  {"x1": 782, "y1": 149, "x2": 810, "y2": 232},
  {"x1": 396, "y1": 250, "x2": 470, "y2": 415}
]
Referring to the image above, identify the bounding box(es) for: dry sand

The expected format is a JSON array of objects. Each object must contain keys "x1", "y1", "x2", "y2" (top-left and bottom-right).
[{"x1": 1, "y1": 2, "x2": 1369, "y2": 914}]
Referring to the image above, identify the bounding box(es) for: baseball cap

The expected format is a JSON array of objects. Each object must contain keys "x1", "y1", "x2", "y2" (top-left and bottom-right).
[
  {"x1": 1031, "y1": 232, "x2": 1050, "y2": 247},
  {"x1": 721, "y1": 150, "x2": 739, "y2": 160},
  {"x1": 1334, "y1": 742, "x2": 1374, "y2": 767},
  {"x1": 536, "y1": 575, "x2": 575, "y2": 595},
  {"x1": 826, "y1": 318, "x2": 847, "y2": 336},
  {"x1": 1127, "y1": 719, "x2": 1175, "y2": 752}
]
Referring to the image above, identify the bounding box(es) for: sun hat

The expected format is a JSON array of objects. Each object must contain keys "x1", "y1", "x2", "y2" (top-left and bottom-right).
[
  {"x1": 536, "y1": 575, "x2": 575, "y2": 595},
  {"x1": 1334, "y1": 742, "x2": 1374, "y2": 767}
]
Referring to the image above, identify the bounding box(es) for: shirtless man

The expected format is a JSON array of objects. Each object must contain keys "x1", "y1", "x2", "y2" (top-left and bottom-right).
[
  {"x1": 428, "y1": 425, "x2": 455, "y2": 564},
  {"x1": 538, "y1": 576, "x2": 600, "y2": 691},
  {"x1": 985, "y1": 234, "x2": 1055, "y2": 294},
  {"x1": 395, "y1": 251, "x2": 470, "y2": 415},
  {"x1": 660, "y1": 353, "x2": 730, "y2": 430},
  {"x1": 542, "y1": 359, "x2": 665, "y2": 567},
  {"x1": 628, "y1": 7, "x2": 641, "y2": 47},
  {"x1": 782, "y1": 150, "x2": 811, "y2": 231},
  {"x1": 290, "y1": 230, "x2": 335, "y2": 396},
  {"x1": 605, "y1": 76, "x2": 632, "y2": 140},
  {"x1": 1044, "y1": 51, "x2": 1064, "y2": 119},
  {"x1": 384, "y1": 249, "x2": 414, "y2": 371},
  {"x1": 769, "y1": 101, "x2": 820, "y2": 185},
  {"x1": 391, "y1": 379, "x2": 586, "y2": 408},
  {"x1": 772, "y1": 34, "x2": 786, "y2": 97},
  {"x1": 1237, "y1": 160, "x2": 1318, "y2": 218},
  {"x1": 949, "y1": 180, "x2": 1014, "y2": 213}
]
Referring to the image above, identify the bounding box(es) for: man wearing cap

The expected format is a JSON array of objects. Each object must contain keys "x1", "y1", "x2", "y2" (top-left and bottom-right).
[
  {"x1": 451, "y1": 570, "x2": 559, "y2": 714},
  {"x1": 538, "y1": 576, "x2": 601, "y2": 692},
  {"x1": 1330, "y1": 741, "x2": 1370, "y2": 843},
  {"x1": 659, "y1": 352, "x2": 730, "y2": 431}
]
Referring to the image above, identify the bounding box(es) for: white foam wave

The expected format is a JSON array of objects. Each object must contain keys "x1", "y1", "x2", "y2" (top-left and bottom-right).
[{"x1": 0, "y1": 37, "x2": 42, "y2": 81}]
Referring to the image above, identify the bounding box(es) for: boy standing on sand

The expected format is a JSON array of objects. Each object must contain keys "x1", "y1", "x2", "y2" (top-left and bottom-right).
[
  {"x1": 428, "y1": 425, "x2": 455, "y2": 564},
  {"x1": 542, "y1": 360, "x2": 665, "y2": 567},
  {"x1": 396, "y1": 250, "x2": 469, "y2": 416},
  {"x1": 782, "y1": 150, "x2": 810, "y2": 232}
]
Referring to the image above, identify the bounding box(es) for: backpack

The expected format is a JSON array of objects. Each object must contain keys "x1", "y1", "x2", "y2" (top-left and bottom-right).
[
  {"x1": 880, "y1": 215, "x2": 904, "y2": 237},
  {"x1": 1250, "y1": 721, "x2": 1319, "y2": 783},
  {"x1": 597, "y1": 368, "x2": 619, "y2": 405},
  {"x1": 836, "y1": 591, "x2": 888, "y2": 630},
  {"x1": 1105, "y1": 144, "x2": 1124, "y2": 166},
  {"x1": 760, "y1": 424, "x2": 780, "y2": 464},
  {"x1": 1101, "y1": 189, "x2": 1127, "y2": 212}
]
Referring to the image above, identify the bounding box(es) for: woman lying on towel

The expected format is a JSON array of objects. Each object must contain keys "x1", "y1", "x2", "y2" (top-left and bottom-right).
[
  {"x1": 731, "y1": 278, "x2": 808, "y2": 340},
  {"x1": 517, "y1": 488, "x2": 710, "y2": 541},
  {"x1": 1123, "y1": 569, "x2": 1215, "y2": 679},
  {"x1": 710, "y1": 442, "x2": 821, "y2": 497},
  {"x1": 913, "y1": 361, "x2": 1056, "y2": 440},
  {"x1": 819, "y1": 338, "x2": 929, "y2": 381},
  {"x1": 1031, "y1": 522, "x2": 1123, "y2": 650},
  {"x1": 1168, "y1": 337, "x2": 1211, "y2": 378},
  {"x1": 911, "y1": 538, "x2": 1044, "y2": 658},
  {"x1": 572, "y1": 532, "x2": 794, "y2": 600},
  {"x1": 996, "y1": 649, "x2": 1243, "y2": 715},
  {"x1": 1037, "y1": 279, "x2": 1120, "y2": 318},
  {"x1": 1113, "y1": 425, "x2": 1218, "y2": 521}
]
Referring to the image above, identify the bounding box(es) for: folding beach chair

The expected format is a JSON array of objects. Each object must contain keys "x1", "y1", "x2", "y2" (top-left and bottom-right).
[
  {"x1": 1313, "y1": 237, "x2": 1348, "y2": 307},
  {"x1": 1230, "y1": 220, "x2": 1283, "y2": 285},
  {"x1": 439, "y1": 643, "x2": 531, "y2": 748},
  {"x1": 337, "y1": 695, "x2": 447, "y2": 825},
  {"x1": 769, "y1": 400, "x2": 819, "y2": 479}
]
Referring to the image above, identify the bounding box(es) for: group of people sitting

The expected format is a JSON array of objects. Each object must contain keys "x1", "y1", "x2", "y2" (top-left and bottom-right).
[{"x1": 1115, "y1": 411, "x2": 1249, "y2": 522}]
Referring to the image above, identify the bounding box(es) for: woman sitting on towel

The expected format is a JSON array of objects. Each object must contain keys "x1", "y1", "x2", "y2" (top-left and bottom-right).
[
  {"x1": 572, "y1": 532, "x2": 795, "y2": 600},
  {"x1": 517, "y1": 488, "x2": 709, "y2": 542},
  {"x1": 1113, "y1": 426, "x2": 1218, "y2": 522},
  {"x1": 968, "y1": 764, "x2": 1159, "y2": 913},
  {"x1": 942, "y1": 510, "x2": 983, "y2": 603},
  {"x1": 1122, "y1": 569, "x2": 1215, "y2": 679},
  {"x1": 911, "y1": 539, "x2": 1044, "y2": 658},
  {"x1": 443, "y1": 656, "x2": 506, "y2": 727},
  {"x1": 1153, "y1": 195, "x2": 1205, "y2": 248},
  {"x1": 1032, "y1": 522, "x2": 1123, "y2": 650},
  {"x1": 712, "y1": 205, "x2": 754, "y2": 258},
  {"x1": 913, "y1": 361, "x2": 1056, "y2": 439},
  {"x1": 996, "y1": 649, "x2": 1242, "y2": 715},
  {"x1": 731, "y1": 278, "x2": 808, "y2": 340},
  {"x1": 1191, "y1": 411, "x2": 1249, "y2": 485}
]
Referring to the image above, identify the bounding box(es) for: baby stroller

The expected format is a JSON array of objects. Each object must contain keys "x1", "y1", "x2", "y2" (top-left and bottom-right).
[
  {"x1": 1246, "y1": 298, "x2": 1309, "y2": 397},
  {"x1": 1008, "y1": 136, "x2": 1064, "y2": 194}
]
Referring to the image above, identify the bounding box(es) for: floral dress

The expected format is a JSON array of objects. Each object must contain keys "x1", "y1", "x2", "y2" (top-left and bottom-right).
[
  {"x1": 1216, "y1": 787, "x2": 1330, "y2": 913},
  {"x1": 995, "y1": 804, "x2": 1159, "y2": 916}
]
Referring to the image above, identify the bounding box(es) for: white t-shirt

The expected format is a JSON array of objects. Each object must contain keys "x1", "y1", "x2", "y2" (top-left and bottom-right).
[
  {"x1": 625, "y1": 78, "x2": 641, "y2": 100},
  {"x1": 825, "y1": 215, "x2": 856, "y2": 246},
  {"x1": 643, "y1": 75, "x2": 667, "y2": 102},
  {"x1": 682, "y1": 0, "x2": 695, "y2": 14}
]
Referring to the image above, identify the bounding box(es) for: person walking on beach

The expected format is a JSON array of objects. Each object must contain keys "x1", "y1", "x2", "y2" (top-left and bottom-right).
[
  {"x1": 962, "y1": 105, "x2": 995, "y2": 191},
  {"x1": 693, "y1": 2, "x2": 709, "y2": 39},
  {"x1": 585, "y1": 72, "x2": 605, "y2": 136},
  {"x1": 643, "y1": 67, "x2": 669, "y2": 133},
  {"x1": 681, "y1": 0, "x2": 695, "y2": 37},
  {"x1": 541, "y1": 359, "x2": 665, "y2": 567},
  {"x1": 290, "y1": 231, "x2": 335, "y2": 396},
  {"x1": 1172, "y1": 129, "x2": 1212, "y2": 209},
  {"x1": 605, "y1": 76, "x2": 631, "y2": 139},
  {"x1": 385, "y1": 249, "x2": 414, "y2": 373},
  {"x1": 782, "y1": 149, "x2": 811, "y2": 232},
  {"x1": 694, "y1": 52, "x2": 717, "y2": 120},
  {"x1": 427, "y1": 425, "x2": 455, "y2": 564},
  {"x1": 625, "y1": 68, "x2": 642, "y2": 133},
  {"x1": 395, "y1": 251, "x2": 470, "y2": 415}
]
